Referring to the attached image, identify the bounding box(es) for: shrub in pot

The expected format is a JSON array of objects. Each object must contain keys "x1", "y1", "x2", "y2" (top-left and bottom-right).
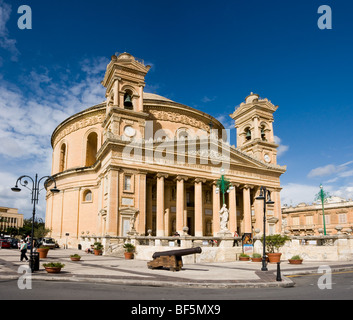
[
  {"x1": 251, "y1": 253, "x2": 262, "y2": 262},
  {"x1": 288, "y1": 255, "x2": 303, "y2": 264},
  {"x1": 261, "y1": 234, "x2": 290, "y2": 263},
  {"x1": 43, "y1": 262, "x2": 65, "y2": 273},
  {"x1": 70, "y1": 254, "x2": 81, "y2": 261},
  {"x1": 93, "y1": 242, "x2": 103, "y2": 255},
  {"x1": 123, "y1": 243, "x2": 135, "y2": 259},
  {"x1": 239, "y1": 253, "x2": 250, "y2": 261},
  {"x1": 37, "y1": 246, "x2": 50, "y2": 258}
]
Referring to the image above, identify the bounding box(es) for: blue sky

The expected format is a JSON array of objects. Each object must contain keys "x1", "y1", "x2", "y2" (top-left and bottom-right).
[{"x1": 1, "y1": 0, "x2": 353, "y2": 219}]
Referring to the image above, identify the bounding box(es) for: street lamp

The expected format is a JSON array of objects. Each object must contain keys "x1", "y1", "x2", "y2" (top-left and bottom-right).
[
  {"x1": 256, "y1": 186, "x2": 274, "y2": 271},
  {"x1": 11, "y1": 174, "x2": 60, "y2": 272},
  {"x1": 215, "y1": 168, "x2": 234, "y2": 206},
  {"x1": 315, "y1": 184, "x2": 330, "y2": 236}
]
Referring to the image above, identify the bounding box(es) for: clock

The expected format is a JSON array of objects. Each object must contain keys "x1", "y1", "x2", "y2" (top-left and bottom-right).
[
  {"x1": 124, "y1": 126, "x2": 136, "y2": 137},
  {"x1": 264, "y1": 154, "x2": 271, "y2": 163}
]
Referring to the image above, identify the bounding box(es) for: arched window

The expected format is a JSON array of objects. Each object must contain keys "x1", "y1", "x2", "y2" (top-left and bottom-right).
[
  {"x1": 245, "y1": 128, "x2": 251, "y2": 141},
  {"x1": 123, "y1": 90, "x2": 133, "y2": 110},
  {"x1": 85, "y1": 132, "x2": 98, "y2": 166},
  {"x1": 83, "y1": 189, "x2": 92, "y2": 202},
  {"x1": 59, "y1": 143, "x2": 67, "y2": 172}
]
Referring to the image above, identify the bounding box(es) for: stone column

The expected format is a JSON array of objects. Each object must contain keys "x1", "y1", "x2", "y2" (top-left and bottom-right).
[
  {"x1": 106, "y1": 169, "x2": 119, "y2": 236},
  {"x1": 243, "y1": 186, "x2": 252, "y2": 234},
  {"x1": 253, "y1": 187, "x2": 264, "y2": 234},
  {"x1": 273, "y1": 188, "x2": 282, "y2": 234},
  {"x1": 137, "y1": 172, "x2": 147, "y2": 235},
  {"x1": 146, "y1": 180, "x2": 153, "y2": 233},
  {"x1": 176, "y1": 176, "x2": 188, "y2": 234},
  {"x1": 212, "y1": 182, "x2": 220, "y2": 235},
  {"x1": 194, "y1": 178, "x2": 205, "y2": 237},
  {"x1": 228, "y1": 185, "x2": 237, "y2": 234},
  {"x1": 156, "y1": 173, "x2": 168, "y2": 236},
  {"x1": 113, "y1": 78, "x2": 119, "y2": 106}
]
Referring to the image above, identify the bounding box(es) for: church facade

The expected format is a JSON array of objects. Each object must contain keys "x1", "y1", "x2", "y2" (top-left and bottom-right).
[{"x1": 45, "y1": 53, "x2": 286, "y2": 247}]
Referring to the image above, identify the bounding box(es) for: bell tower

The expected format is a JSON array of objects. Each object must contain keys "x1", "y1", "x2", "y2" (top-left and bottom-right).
[
  {"x1": 101, "y1": 52, "x2": 151, "y2": 140},
  {"x1": 230, "y1": 93, "x2": 279, "y2": 164}
]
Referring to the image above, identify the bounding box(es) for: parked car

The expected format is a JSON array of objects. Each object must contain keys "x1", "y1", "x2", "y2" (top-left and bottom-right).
[
  {"x1": 0, "y1": 239, "x2": 11, "y2": 249},
  {"x1": 40, "y1": 237, "x2": 56, "y2": 249}
]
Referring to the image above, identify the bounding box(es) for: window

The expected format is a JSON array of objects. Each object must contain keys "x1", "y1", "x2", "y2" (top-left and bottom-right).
[
  {"x1": 124, "y1": 91, "x2": 133, "y2": 110},
  {"x1": 59, "y1": 143, "x2": 66, "y2": 172},
  {"x1": 245, "y1": 128, "x2": 251, "y2": 141},
  {"x1": 338, "y1": 213, "x2": 347, "y2": 224},
  {"x1": 83, "y1": 190, "x2": 92, "y2": 202},
  {"x1": 124, "y1": 175, "x2": 132, "y2": 191},
  {"x1": 305, "y1": 215, "x2": 313, "y2": 225},
  {"x1": 85, "y1": 132, "x2": 98, "y2": 166}
]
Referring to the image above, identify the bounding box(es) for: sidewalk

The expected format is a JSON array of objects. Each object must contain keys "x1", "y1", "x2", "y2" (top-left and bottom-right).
[{"x1": 1, "y1": 248, "x2": 353, "y2": 288}]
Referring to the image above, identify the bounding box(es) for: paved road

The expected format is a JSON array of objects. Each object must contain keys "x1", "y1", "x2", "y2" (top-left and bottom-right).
[{"x1": 2, "y1": 270, "x2": 352, "y2": 301}]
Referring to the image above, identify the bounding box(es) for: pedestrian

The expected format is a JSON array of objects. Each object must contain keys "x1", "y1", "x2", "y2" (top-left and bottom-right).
[{"x1": 19, "y1": 240, "x2": 28, "y2": 262}]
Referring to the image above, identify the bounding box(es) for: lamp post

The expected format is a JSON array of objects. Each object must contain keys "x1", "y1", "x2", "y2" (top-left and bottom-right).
[
  {"x1": 255, "y1": 186, "x2": 274, "y2": 271},
  {"x1": 315, "y1": 184, "x2": 330, "y2": 236},
  {"x1": 11, "y1": 174, "x2": 59, "y2": 272},
  {"x1": 215, "y1": 168, "x2": 234, "y2": 206}
]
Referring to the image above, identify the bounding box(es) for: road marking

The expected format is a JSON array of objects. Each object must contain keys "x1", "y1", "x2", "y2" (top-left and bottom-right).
[{"x1": 287, "y1": 270, "x2": 353, "y2": 278}]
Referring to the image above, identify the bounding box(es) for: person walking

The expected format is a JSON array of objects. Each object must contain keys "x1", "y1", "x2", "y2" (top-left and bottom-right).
[{"x1": 19, "y1": 240, "x2": 28, "y2": 262}]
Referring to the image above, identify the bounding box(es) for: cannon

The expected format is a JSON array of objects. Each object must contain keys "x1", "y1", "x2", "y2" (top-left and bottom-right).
[{"x1": 147, "y1": 247, "x2": 202, "y2": 271}]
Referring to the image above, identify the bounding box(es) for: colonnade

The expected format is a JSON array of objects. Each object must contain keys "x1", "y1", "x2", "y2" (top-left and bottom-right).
[{"x1": 140, "y1": 173, "x2": 281, "y2": 237}]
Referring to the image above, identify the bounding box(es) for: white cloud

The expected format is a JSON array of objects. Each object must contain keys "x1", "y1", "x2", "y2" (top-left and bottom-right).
[
  {"x1": 274, "y1": 136, "x2": 289, "y2": 157},
  {"x1": 0, "y1": 56, "x2": 108, "y2": 218},
  {"x1": 0, "y1": 0, "x2": 19, "y2": 60},
  {"x1": 281, "y1": 183, "x2": 320, "y2": 206},
  {"x1": 308, "y1": 161, "x2": 353, "y2": 179}
]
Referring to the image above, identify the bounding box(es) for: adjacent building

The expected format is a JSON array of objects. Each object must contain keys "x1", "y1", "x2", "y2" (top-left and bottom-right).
[
  {"x1": 45, "y1": 53, "x2": 286, "y2": 247},
  {"x1": 282, "y1": 196, "x2": 353, "y2": 235},
  {"x1": 0, "y1": 207, "x2": 24, "y2": 231}
]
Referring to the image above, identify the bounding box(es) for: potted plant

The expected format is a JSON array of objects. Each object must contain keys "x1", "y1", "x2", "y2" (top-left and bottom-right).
[
  {"x1": 93, "y1": 242, "x2": 103, "y2": 255},
  {"x1": 43, "y1": 262, "x2": 65, "y2": 273},
  {"x1": 123, "y1": 243, "x2": 135, "y2": 259},
  {"x1": 251, "y1": 253, "x2": 262, "y2": 262},
  {"x1": 70, "y1": 254, "x2": 81, "y2": 261},
  {"x1": 262, "y1": 234, "x2": 290, "y2": 263},
  {"x1": 239, "y1": 253, "x2": 250, "y2": 261},
  {"x1": 288, "y1": 255, "x2": 303, "y2": 264},
  {"x1": 37, "y1": 246, "x2": 50, "y2": 258}
]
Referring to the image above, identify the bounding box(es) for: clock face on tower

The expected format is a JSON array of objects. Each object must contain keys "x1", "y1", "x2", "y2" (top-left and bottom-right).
[
  {"x1": 124, "y1": 125, "x2": 136, "y2": 137},
  {"x1": 264, "y1": 154, "x2": 271, "y2": 163}
]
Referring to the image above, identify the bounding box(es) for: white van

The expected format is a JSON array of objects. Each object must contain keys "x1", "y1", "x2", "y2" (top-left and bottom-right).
[{"x1": 41, "y1": 237, "x2": 56, "y2": 248}]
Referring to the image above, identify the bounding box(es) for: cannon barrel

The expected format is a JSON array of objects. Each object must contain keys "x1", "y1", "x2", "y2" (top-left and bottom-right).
[{"x1": 152, "y1": 246, "x2": 202, "y2": 259}]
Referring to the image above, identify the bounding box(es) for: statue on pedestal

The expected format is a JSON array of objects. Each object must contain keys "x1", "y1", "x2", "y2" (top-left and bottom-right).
[{"x1": 219, "y1": 204, "x2": 229, "y2": 231}]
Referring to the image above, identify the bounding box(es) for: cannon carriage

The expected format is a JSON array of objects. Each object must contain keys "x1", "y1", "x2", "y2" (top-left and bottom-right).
[{"x1": 147, "y1": 247, "x2": 202, "y2": 271}]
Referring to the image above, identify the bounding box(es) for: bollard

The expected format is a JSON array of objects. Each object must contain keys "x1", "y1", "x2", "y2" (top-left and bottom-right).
[{"x1": 276, "y1": 262, "x2": 282, "y2": 281}]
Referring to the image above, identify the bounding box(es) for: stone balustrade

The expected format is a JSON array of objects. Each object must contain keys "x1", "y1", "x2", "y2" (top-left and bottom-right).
[{"x1": 80, "y1": 233, "x2": 353, "y2": 263}]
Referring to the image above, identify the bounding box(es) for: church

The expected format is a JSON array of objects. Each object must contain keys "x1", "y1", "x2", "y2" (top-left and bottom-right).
[{"x1": 45, "y1": 52, "x2": 286, "y2": 247}]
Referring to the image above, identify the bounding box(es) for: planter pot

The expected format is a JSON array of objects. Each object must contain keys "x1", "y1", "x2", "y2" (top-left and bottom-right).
[
  {"x1": 124, "y1": 252, "x2": 134, "y2": 259},
  {"x1": 37, "y1": 248, "x2": 49, "y2": 258},
  {"x1": 288, "y1": 259, "x2": 303, "y2": 264},
  {"x1": 94, "y1": 249, "x2": 102, "y2": 256},
  {"x1": 267, "y1": 253, "x2": 282, "y2": 263},
  {"x1": 251, "y1": 257, "x2": 262, "y2": 262},
  {"x1": 44, "y1": 267, "x2": 62, "y2": 273},
  {"x1": 70, "y1": 257, "x2": 81, "y2": 261},
  {"x1": 239, "y1": 257, "x2": 250, "y2": 261}
]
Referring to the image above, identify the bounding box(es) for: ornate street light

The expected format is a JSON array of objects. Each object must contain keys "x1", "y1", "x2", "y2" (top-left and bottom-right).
[
  {"x1": 215, "y1": 168, "x2": 234, "y2": 206},
  {"x1": 256, "y1": 186, "x2": 274, "y2": 272},
  {"x1": 315, "y1": 184, "x2": 330, "y2": 236},
  {"x1": 11, "y1": 174, "x2": 60, "y2": 272}
]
